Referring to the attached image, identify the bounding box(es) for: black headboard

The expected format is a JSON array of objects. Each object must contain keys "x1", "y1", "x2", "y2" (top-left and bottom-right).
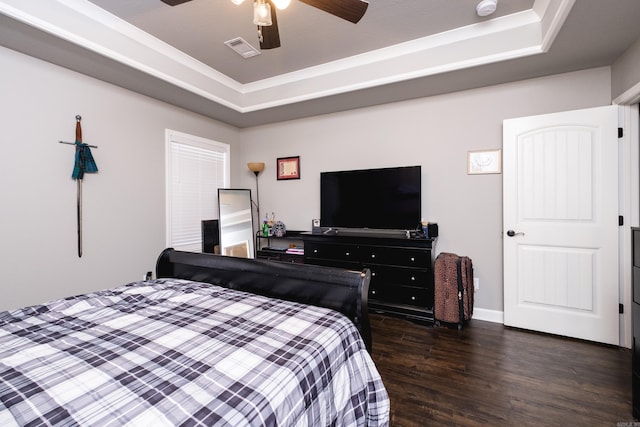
[{"x1": 156, "y1": 248, "x2": 372, "y2": 352}]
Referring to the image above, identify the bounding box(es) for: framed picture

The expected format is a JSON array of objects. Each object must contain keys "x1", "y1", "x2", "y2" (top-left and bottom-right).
[
  {"x1": 277, "y1": 156, "x2": 300, "y2": 180},
  {"x1": 467, "y1": 149, "x2": 502, "y2": 174}
]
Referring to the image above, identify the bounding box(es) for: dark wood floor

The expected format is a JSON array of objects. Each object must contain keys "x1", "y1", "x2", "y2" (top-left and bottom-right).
[{"x1": 369, "y1": 314, "x2": 633, "y2": 427}]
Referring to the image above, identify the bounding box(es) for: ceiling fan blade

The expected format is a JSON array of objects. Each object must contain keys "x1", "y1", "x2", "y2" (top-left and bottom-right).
[
  {"x1": 160, "y1": 0, "x2": 192, "y2": 5},
  {"x1": 260, "y1": 0, "x2": 281, "y2": 50},
  {"x1": 299, "y1": 0, "x2": 368, "y2": 23}
]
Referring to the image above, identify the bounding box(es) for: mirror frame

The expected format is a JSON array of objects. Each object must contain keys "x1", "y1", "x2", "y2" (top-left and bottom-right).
[{"x1": 217, "y1": 188, "x2": 255, "y2": 259}]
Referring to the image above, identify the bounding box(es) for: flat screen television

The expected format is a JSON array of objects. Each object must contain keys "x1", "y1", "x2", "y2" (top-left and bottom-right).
[{"x1": 320, "y1": 165, "x2": 421, "y2": 230}]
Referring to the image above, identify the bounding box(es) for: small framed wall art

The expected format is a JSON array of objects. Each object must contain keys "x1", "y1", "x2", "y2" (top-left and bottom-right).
[
  {"x1": 277, "y1": 156, "x2": 300, "y2": 180},
  {"x1": 467, "y1": 149, "x2": 502, "y2": 174}
]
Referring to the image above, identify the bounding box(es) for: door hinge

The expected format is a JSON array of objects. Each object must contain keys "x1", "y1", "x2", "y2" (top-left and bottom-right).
[
  {"x1": 618, "y1": 127, "x2": 624, "y2": 138},
  {"x1": 619, "y1": 216, "x2": 624, "y2": 226},
  {"x1": 620, "y1": 303, "x2": 624, "y2": 314}
]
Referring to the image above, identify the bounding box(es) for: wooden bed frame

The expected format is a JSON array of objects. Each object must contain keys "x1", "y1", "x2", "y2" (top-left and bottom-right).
[{"x1": 156, "y1": 248, "x2": 372, "y2": 352}]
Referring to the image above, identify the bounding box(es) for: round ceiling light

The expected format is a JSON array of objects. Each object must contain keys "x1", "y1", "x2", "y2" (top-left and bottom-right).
[{"x1": 476, "y1": 0, "x2": 498, "y2": 17}]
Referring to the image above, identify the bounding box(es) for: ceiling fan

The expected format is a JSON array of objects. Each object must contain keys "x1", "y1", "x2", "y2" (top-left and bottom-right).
[{"x1": 160, "y1": 0, "x2": 369, "y2": 50}]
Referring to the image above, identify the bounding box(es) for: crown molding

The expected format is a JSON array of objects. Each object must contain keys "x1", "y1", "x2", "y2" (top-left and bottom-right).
[{"x1": 0, "y1": 0, "x2": 574, "y2": 114}]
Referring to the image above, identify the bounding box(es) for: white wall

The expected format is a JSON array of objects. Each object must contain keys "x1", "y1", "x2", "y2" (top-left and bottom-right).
[
  {"x1": 238, "y1": 67, "x2": 613, "y2": 313},
  {"x1": 0, "y1": 42, "x2": 616, "y2": 315},
  {"x1": 0, "y1": 46, "x2": 239, "y2": 311},
  {"x1": 612, "y1": 37, "x2": 640, "y2": 101}
]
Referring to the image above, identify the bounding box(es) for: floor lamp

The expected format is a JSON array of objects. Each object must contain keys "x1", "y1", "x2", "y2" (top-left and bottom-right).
[{"x1": 247, "y1": 162, "x2": 265, "y2": 230}]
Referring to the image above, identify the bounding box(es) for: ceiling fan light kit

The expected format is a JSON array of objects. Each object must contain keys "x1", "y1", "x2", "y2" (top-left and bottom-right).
[
  {"x1": 271, "y1": 0, "x2": 291, "y2": 10},
  {"x1": 253, "y1": 0, "x2": 272, "y2": 26},
  {"x1": 161, "y1": 0, "x2": 369, "y2": 50}
]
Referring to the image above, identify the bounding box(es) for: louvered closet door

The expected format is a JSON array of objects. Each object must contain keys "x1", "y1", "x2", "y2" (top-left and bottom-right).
[{"x1": 503, "y1": 105, "x2": 619, "y2": 345}]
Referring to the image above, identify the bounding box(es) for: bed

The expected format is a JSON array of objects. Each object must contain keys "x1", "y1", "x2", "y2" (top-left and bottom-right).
[{"x1": 0, "y1": 249, "x2": 389, "y2": 426}]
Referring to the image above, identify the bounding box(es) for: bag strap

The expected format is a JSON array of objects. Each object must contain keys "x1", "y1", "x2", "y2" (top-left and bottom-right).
[{"x1": 456, "y1": 257, "x2": 464, "y2": 324}]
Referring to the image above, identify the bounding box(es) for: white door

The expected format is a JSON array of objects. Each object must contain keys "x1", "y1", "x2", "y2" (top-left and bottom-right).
[{"x1": 503, "y1": 105, "x2": 619, "y2": 345}]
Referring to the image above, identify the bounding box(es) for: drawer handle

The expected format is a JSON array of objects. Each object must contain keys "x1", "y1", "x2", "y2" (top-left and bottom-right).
[
  {"x1": 371, "y1": 254, "x2": 376, "y2": 259},
  {"x1": 313, "y1": 249, "x2": 318, "y2": 254},
  {"x1": 372, "y1": 272, "x2": 376, "y2": 277},
  {"x1": 345, "y1": 252, "x2": 350, "y2": 256},
  {"x1": 410, "y1": 257, "x2": 415, "y2": 262},
  {"x1": 411, "y1": 276, "x2": 415, "y2": 281},
  {"x1": 372, "y1": 290, "x2": 376, "y2": 295},
  {"x1": 411, "y1": 296, "x2": 416, "y2": 300}
]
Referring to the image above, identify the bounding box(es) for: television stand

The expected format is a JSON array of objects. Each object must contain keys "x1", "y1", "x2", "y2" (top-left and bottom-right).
[{"x1": 302, "y1": 232, "x2": 435, "y2": 322}]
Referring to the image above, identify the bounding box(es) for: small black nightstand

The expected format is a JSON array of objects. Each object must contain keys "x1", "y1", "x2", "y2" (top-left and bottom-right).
[{"x1": 256, "y1": 230, "x2": 306, "y2": 264}]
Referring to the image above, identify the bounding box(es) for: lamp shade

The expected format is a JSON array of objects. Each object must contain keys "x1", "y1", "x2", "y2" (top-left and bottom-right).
[{"x1": 247, "y1": 162, "x2": 265, "y2": 174}]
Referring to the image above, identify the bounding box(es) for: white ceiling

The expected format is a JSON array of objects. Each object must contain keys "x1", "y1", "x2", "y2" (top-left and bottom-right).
[
  {"x1": 87, "y1": 0, "x2": 535, "y2": 84},
  {"x1": 1, "y1": 0, "x2": 640, "y2": 128}
]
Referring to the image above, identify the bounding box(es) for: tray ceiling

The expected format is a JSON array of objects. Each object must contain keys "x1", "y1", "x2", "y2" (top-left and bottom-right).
[{"x1": 1, "y1": 0, "x2": 640, "y2": 127}]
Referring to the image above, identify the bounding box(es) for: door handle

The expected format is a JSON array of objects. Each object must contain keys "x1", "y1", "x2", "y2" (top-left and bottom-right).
[{"x1": 506, "y1": 230, "x2": 525, "y2": 237}]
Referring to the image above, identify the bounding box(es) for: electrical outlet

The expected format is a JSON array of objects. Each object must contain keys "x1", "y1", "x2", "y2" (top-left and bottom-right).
[{"x1": 474, "y1": 277, "x2": 479, "y2": 291}]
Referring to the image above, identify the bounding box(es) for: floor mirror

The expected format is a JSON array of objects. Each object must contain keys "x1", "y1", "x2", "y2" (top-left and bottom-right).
[{"x1": 217, "y1": 189, "x2": 255, "y2": 258}]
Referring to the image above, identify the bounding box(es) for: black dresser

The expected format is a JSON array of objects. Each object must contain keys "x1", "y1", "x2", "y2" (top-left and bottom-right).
[
  {"x1": 632, "y1": 227, "x2": 640, "y2": 418},
  {"x1": 302, "y1": 233, "x2": 435, "y2": 322}
]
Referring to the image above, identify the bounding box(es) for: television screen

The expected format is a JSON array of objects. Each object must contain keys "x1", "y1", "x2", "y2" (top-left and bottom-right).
[{"x1": 320, "y1": 166, "x2": 421, "y2": 230}]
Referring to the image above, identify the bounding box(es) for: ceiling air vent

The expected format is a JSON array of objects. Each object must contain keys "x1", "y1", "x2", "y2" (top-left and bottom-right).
[{"x1": 224, "y1": 37, "x2": 261, "y2": 59}]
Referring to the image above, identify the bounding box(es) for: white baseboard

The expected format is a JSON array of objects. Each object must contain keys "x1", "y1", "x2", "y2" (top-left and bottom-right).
[{"x1": 472, "y1": 308, "x2": 503, "y2": 324}]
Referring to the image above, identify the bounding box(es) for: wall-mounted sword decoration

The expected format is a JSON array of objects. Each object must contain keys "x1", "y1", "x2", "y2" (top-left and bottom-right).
[{"x1": 59, "y1": 115, "x2": 98, "y2": 257}]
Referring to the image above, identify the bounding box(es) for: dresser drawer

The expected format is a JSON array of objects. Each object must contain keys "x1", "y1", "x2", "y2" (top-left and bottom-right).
[
  {"x1": 305, "y1": 242, "x2": 360, "y2": 262},
  {"x1": 635, "y1": 229, "x2": 640, "y2": 267},
  {"x1": 635, "y1": 267, "x2": 640, "y2": 305},
  {"x1": 367, "y1": 265, "x2": 431, "y2": 288},
  {"x1": 634, "y1": 302, "x2": 640, "y2": 374},
  {"x1": 370, "y1": 284, "x2": 432, "y2": 307},
  {"x1": 360, "y1": 245, "x2": 430, "y2": 268},
  {"x1": 304, "y1": 257, "x2": 360, "y2": 271}
]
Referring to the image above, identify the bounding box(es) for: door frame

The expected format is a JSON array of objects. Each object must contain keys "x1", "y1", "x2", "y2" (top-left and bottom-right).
[{"x1": 617, "y1": 103, "x2": 639, "y2": 348}]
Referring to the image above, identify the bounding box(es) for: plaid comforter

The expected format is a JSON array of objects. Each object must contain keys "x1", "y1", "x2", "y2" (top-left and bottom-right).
[{"x1": 0, "y1": 279, "x2": 389, "y2": 426}]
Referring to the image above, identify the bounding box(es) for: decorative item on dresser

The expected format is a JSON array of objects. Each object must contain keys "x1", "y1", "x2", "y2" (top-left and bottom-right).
[{"x1": 303, "y1": 233, "x2": 436, "y2": 322}]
